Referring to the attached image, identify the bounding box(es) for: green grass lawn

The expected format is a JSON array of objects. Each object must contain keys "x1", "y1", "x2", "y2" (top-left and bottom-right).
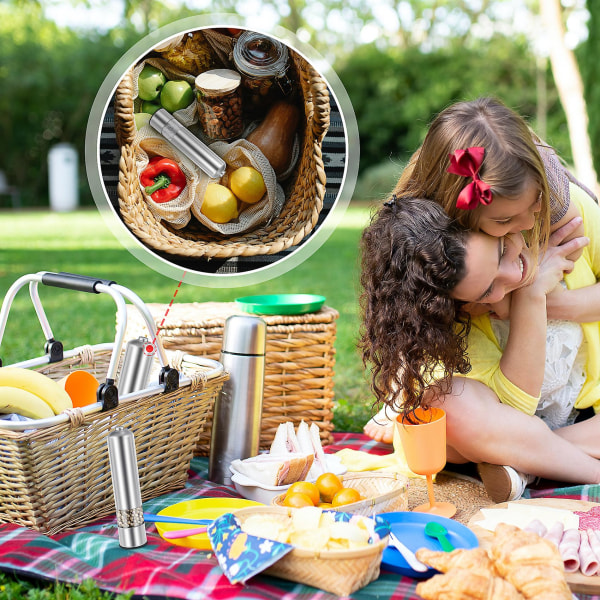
[
  {"x1": 0, "y1": 204, "x2": 378, "y2": 597},
  {"x1": 0, "y1": 206, "x2": 375, "y2": 423}
]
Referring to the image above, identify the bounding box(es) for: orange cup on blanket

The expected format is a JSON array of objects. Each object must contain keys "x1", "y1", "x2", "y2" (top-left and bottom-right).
[{"x1": 59, "y1": 371, "x2": 99, "y2": 408}]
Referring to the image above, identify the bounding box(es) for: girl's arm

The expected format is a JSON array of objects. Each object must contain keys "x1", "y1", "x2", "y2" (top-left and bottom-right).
[
  {"x1": 490, "y1": 220, "x2": 587, "y2": 398},
  {"x1": 546, "y1": 188, "x2": 600, "y2": 321}
]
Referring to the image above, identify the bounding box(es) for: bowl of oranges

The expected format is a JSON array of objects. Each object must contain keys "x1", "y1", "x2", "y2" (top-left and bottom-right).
[
  {"x1": 229, "y1": 454, "x2": 347, "y2": 505},
  {"x1": 272, "y1": 472, "x2": 409, "y2": 517}
]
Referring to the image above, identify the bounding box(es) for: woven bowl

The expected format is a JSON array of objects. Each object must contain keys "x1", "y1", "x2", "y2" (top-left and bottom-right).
[
  {"x1": 234, "y1": 505, "x2": 389, "y2": 596},
  {"x1": 272, "y1": 472, "x2": 409, "y2": 516},
  {"x1": 113, "y1": 29, "x2": 330, "y2": 259}
]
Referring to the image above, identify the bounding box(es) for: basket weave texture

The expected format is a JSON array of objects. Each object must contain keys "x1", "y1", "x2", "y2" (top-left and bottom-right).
[
  {"x1": 0, "y1": 347, "x2": 228, "y2": 534},
  {"x1": 273, "y1": 472, "x2": 409, "y2": 516},
  {"x1": 121, "y1": 301, "x2": 338, "y2": 455},
  {"x1": 114, "y1": 33, "x2": 330, "y2": 258},
  {"x1": 234, "y1": 505, "x2": 388, "y2": 596}
]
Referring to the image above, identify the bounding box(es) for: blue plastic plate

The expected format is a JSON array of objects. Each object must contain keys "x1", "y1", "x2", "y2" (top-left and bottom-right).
[{"x1": 380, "y1": 512, "x2": 479, "y2": 579}]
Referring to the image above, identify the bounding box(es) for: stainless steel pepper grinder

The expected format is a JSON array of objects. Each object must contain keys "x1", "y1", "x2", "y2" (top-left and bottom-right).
[
  {"x1": 208, "y1": 315, "x2": 266, "y2": 485},
  {"x1": 107, "y1": 427, "x2": 147, "y2": 548}
]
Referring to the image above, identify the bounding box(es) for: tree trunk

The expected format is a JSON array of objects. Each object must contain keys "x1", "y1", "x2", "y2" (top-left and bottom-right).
[{"x1": 540, "y1": 0, "x2": 599, "y2": 192}]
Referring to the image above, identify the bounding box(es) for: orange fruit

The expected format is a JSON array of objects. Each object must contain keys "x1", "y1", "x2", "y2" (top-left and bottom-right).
[
  {"x1": 316, "y1": 472, "x2": 343, "y2": 503},
  {"x1": 287, "y1": 481, "x2": 320, "y2": 506},
  {"x1": 317, "y1": 502, "x2": 333, "y2": 509},
  {"x1": 283, "y1": 492, "x2": 314, "y2": 508},
  {"x1": 331, "y1": 487, "x2": 362, "y2": 507}
]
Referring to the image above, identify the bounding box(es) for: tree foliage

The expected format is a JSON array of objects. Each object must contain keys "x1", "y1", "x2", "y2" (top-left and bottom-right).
[
  {"x1": 0, "y1": 4, "x2": 142, "y2": 206},
  {"x1": 580, "y1": 1, "x2": 600, "y2": 177},
  {"x1": 337, "y1": 34, "x2": 570, "y2": 173}
]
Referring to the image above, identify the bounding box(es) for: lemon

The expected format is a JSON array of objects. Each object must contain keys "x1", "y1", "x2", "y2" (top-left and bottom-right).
[
  {"x1": 201, "y1": 184, "x2": 239, "y2": 223},
  {"x1": 229, "y1": 166, "x2": 267, "y2": 204}
]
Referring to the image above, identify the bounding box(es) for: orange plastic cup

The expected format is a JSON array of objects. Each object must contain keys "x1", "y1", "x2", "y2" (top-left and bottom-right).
[
  {"x1": 59, "y1": 371, "x2": 99, "y2": 408},
  {"x1": 395, "y1": 407, "x2": 447, "y2": 476}
]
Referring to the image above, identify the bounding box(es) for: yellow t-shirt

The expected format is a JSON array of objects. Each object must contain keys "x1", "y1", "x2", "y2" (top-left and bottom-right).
[{"x1": 461, "y1": 185, "x2": 600, "y2": 416}]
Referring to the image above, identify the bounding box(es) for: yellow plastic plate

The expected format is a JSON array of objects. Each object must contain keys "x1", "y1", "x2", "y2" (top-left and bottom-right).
[{"x1": 155, "y1": 498, "x2": 262, "y2": 549}]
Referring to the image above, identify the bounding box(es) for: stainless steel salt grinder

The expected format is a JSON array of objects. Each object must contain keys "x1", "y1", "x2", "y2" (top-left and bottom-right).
[
  {"x1": 107, "y1": 427, "x2": 147, "y2": 548},
  {"x1": 209, "y1": 315, "x2": 267, "y2": 485},
  {"x1": 150, "y1": 108, "x2": 226, "y2": 179},
  {"x1": 119, "y1": 336, "x2": 153, "y2": 395}
]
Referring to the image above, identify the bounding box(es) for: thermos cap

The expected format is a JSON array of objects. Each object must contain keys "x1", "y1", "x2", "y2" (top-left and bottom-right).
[{"x1": 221, "y1": 315, "x2": 267, "y2": 355}]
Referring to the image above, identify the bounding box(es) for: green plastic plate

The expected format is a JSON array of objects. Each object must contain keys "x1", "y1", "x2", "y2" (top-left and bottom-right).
[{"x1": 235, "y1": 294, "x2": 326, "y2": 315}]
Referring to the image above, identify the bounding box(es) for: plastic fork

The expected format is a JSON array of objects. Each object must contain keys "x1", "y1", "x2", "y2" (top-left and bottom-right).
[{"x1": 388, "y1": 531, "x2": 429, "y2": 572}]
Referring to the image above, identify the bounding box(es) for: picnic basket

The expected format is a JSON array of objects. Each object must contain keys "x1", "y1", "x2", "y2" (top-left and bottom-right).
[
  {"x1": 272, "y1": 472, "x2": 409, "y2": 516},
  {"x1": 233, "y1": 505, "x2": 389, "y2": 596},
  {"x1": 0, "y1": 272, "x2": 228, "y2": 534},
  {"x1": 114, "y1": 27, "x2": 330, "y2": 259},
  {"x1": 121, "y1": 301, "x2": 337, "y2": 455}
]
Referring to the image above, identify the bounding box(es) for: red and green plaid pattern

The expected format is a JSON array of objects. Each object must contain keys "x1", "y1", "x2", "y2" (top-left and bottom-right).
[{"x1": 0, "y1": 433, "x2": 598, "y2": 599}]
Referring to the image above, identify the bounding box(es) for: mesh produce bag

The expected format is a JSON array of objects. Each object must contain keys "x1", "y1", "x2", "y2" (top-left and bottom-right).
[
  {"x1": 192, "y1": 138, "x2": 285, "y2": 234},
  {"x1": 132, "y1": 130, "x2": 201, "y2": 228},
  {"x1": 132, "y1": 58, "x2": 198, "y2": 128}
]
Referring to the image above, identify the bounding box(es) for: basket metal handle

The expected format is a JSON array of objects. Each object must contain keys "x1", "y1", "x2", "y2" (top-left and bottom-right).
[{"x1": 0, "y1": 271, "x2": 178, "y2": 410}]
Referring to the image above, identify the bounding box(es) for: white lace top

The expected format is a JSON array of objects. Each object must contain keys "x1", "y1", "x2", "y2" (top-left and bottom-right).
[{"x1": 490, "y1": 318, "x2": 587, "y2": 430}]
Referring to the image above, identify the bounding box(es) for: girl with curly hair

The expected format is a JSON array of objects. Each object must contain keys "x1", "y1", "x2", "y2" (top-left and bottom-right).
[{"x1": 360, "y1": 195, "x2": 600, "y2": 502}]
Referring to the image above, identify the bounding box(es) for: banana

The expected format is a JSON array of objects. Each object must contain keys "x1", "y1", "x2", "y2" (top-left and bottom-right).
[
  {"x1": 0, "y1": 367, "x2": 73, "y2": 414},
  {"x1": 0, "y1": 386, "x2": 55, "y2": 419}
]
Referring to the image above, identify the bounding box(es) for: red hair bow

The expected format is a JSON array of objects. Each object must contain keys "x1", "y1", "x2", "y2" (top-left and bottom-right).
[{"x1": 447, "y1": 146, "x2": 493, "y2": 210}]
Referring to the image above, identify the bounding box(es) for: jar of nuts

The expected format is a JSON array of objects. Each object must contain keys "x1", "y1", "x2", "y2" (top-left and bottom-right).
[
  {"x1": 195, "y1": 69, "x2": 244, "y2": 141},
  {"x1": 232, "y1": 31, "x2": 292, "y2": 116}
]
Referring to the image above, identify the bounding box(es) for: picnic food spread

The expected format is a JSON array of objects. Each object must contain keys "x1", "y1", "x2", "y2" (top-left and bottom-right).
[{"x1": 2, "y1": 279, "x2": 596, "y2": 599}]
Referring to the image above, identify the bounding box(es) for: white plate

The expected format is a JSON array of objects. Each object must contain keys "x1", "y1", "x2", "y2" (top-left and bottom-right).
[{"x1": 229, "y1": 454, "x2": 347, "y2": 504}]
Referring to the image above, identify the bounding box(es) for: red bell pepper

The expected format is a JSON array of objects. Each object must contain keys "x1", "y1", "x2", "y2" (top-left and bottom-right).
[{"x1": 140, "y1": 156, "x2": 186, "y2": 203}]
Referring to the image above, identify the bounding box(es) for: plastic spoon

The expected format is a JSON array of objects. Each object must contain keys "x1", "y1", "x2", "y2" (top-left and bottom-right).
[
  {"x1": 424, "y1": 521, "x2": 455, "y2": 552},
  {"x1": 162, "y1": 526, "x2": 208, "y2": 539}
]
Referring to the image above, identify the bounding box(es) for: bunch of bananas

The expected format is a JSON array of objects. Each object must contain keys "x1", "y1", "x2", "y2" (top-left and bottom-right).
[{"x1": 0, "y1": 368, "x2": 73, "y2": 420}]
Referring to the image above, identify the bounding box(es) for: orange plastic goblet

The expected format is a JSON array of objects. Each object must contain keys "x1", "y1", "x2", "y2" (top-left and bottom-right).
[{"x1": 396, "y1": 407, "x2": 456, "y2": 518}]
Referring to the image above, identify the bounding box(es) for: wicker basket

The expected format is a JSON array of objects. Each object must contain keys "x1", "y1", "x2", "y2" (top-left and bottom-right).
[
  {"x1": 114, "y1": 28, "x2": 330, "y2": 259},
  {"x1": 233, "y1": 505, "x2": 389, "y2": 596},
  {"x1": 0, "y1": 273, "x2": 228, "y2": 534},
  {"x1": 272, "y1": 472, "x2": 409, "y2": 516},
  {"x1": 121, "y1": 301, "x2": 338, "y2": 454}
]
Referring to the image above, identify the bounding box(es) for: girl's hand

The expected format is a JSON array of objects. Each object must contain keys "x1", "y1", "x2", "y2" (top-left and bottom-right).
[
  {"x1": 550, "y1": 200, "x2": 586, "y2": 268},
  {"x1": 528, "y1": 217, "x2": 588, "y2": 296}
]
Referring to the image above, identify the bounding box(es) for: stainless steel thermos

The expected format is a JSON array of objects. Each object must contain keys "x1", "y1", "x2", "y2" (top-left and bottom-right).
[
  {"x1": 208, "y1": 315, "x2": 267, "y2": 485},
  {"x1": 150, "y1": 108, "x2": 227, "y2": 179},
  {"x1": 107, "y1": 428, "x2": 147, "y2": 548}
]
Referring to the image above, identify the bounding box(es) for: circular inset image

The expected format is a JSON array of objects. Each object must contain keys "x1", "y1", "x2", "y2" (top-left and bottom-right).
[{"x1": 89, "y1": 20, "x2": 357, "y2": 286}]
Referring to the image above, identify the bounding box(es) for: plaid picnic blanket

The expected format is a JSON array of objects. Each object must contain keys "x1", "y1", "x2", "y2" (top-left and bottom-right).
[{"x1": 0, "y1": 432, "x2": 598, "y2": 599}]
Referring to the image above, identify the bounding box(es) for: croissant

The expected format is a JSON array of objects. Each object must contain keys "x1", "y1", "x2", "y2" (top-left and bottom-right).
[
  {"x1": 415, "y1": 568, "x2": 525, "y2": 600},
  {"x1": 490, "y1": 523, "x2": 571, "y2": 599},
  {"x1": 416, "y1": 547, "x2": 496, "y2": 575}
]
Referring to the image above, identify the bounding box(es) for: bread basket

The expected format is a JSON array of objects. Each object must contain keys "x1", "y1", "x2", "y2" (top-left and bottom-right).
[{"x1": 233, "y1": 505, "x2": 389, "y2": 595}]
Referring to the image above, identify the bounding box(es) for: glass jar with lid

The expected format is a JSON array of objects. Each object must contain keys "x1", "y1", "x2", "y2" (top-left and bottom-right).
[
  {"x1": 232, "y1": 31, "x2": 292, "y2": 116},
  {"x1": 195, "y1": 69, "x2": 244, "y2": 141}
]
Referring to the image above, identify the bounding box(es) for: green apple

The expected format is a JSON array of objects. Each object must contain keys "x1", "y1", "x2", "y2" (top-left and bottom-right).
[
  {"x1": 160, "y1": 80, "x2": 195, "y2": 113},
  {"x1": 134, "y1": 113, "x2": 152, "y2": 130},
  {"x1": 141, "y1": 100, "x2": 161, "y2": 115},
  {"x1": 137, "y1": 65, "x2": 166, "y2": 101}
]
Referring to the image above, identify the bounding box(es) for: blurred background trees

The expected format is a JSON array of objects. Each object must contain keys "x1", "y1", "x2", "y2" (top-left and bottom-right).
[{"x1": 0, "y1": 0, "x2": 596, "y2": 207}]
